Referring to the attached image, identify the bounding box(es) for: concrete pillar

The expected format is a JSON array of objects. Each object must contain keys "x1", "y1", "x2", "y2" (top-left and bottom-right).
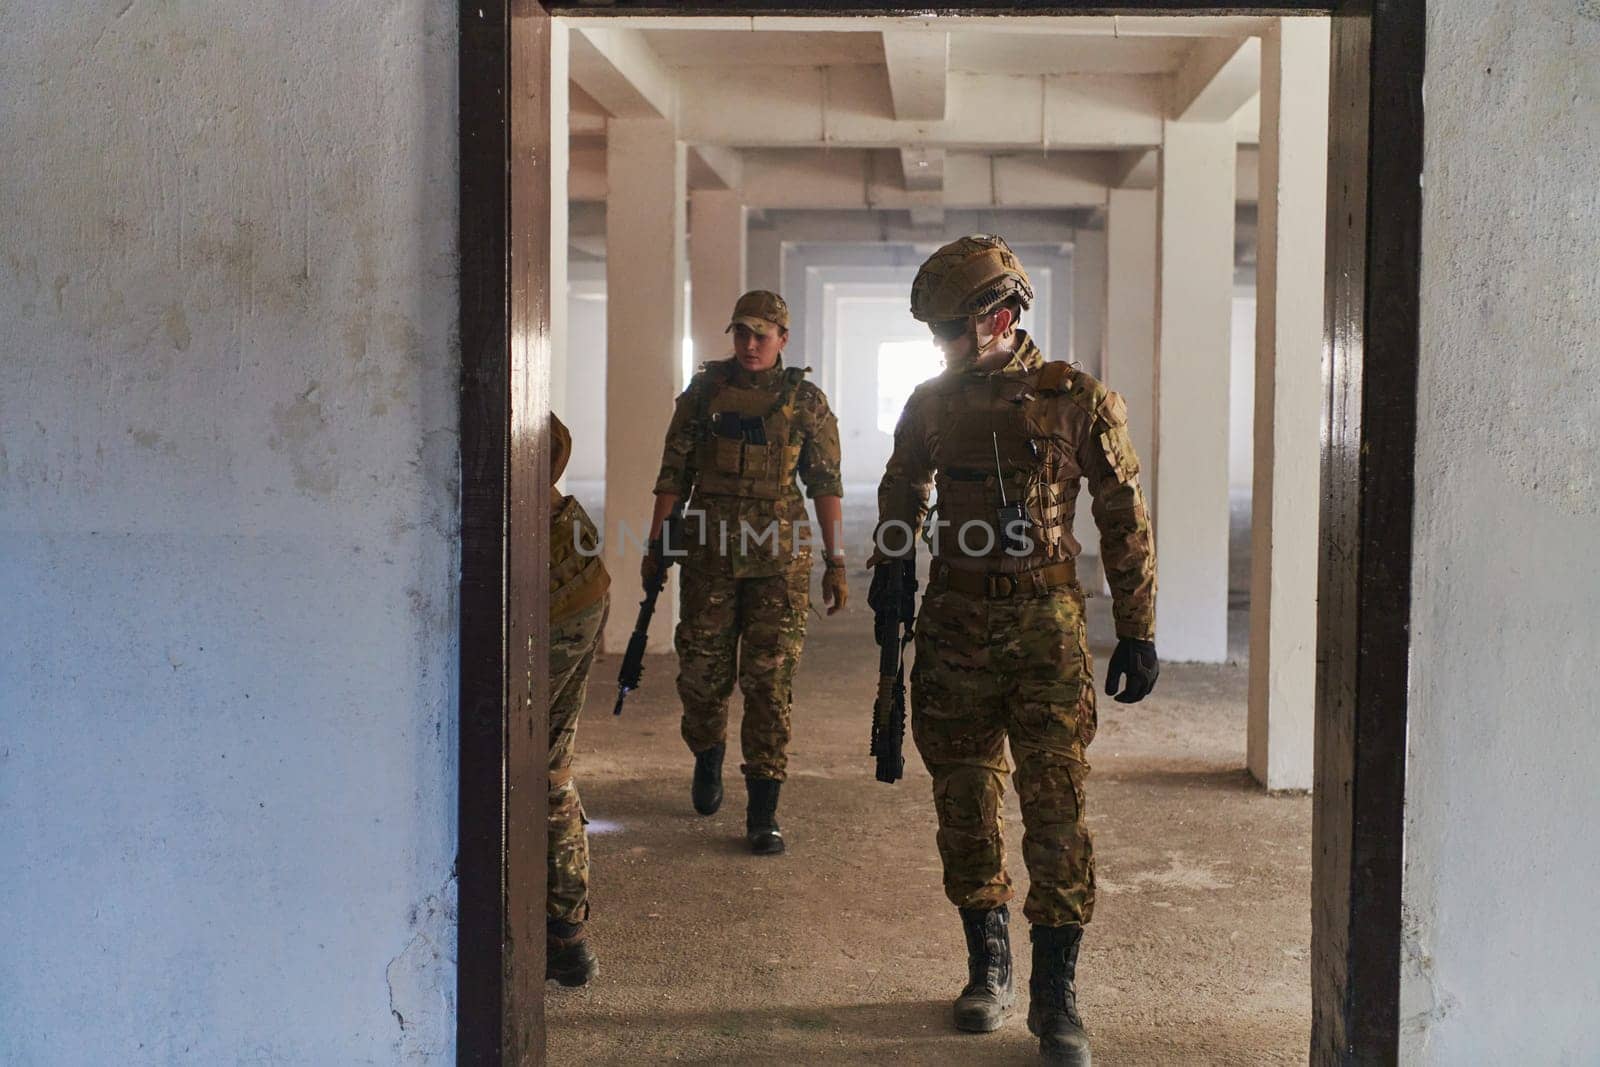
[
  {"x1": 1069, "y1": 226, "x2": 1108, "y2": 584},
  {"x1": 1071, "y1": 227, "x2": 1106, "y2": 377},
  {"x1": 1247, "y1": 19, "x2": 1329, "y2": 790},
  {"x1": 746, "y1": 224, "x2": 782, "y2": 295},
  {"x1": 1154, "y1": 120, "x2": 1235, "y2": 663},
  {"x1": 1104, "y1": 188, "x2": 1159, "y2": 509},
  {"x1": 603, "y1": 119, "x2": 686, "y2": 653},
  {"x1": 689, "y1": 190, "x2": 747, "y2": 372}
]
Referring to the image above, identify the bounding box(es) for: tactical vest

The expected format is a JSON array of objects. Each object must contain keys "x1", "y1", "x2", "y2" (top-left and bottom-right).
[
  {"x1": 691, "y1": 363, "x2": 808, "y2": 501},
  {"x1": 925, "y1": 361, "x2": 1087, "y2": 564},
  {"x1": 550, "y1": 493, "x2": 609, "y2": 621}
]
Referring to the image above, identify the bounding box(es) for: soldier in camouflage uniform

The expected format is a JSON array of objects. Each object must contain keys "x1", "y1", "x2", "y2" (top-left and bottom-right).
[
  {"x1": 872, "y1": 236, "x2": 1159, "y2": 1065},
  {"x1": 546, "y1": 413, "x2": 610, "y2": 987},
  {"x1": 645, "y1": 290, "x2": 848, "y2": 855}
]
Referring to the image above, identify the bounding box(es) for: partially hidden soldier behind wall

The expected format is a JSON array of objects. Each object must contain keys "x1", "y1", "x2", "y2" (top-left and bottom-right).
[
  {"x1": 872, "y1": 236, "x2": 1160, "y2": 1065},
  {"x1": 645, "y1": 290, "x2": 848, "y2": 855},
  {"x1": 546, "y1": 412, "x2": 610, "y2": 987}
]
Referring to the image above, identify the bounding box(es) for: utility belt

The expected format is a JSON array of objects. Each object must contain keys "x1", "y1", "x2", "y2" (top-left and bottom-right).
[{"x1": 930, "y1": 558, "x2": 1078, "y2": 600}]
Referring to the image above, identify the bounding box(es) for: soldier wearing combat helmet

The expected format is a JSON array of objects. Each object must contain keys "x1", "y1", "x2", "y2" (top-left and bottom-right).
[
  {"x1": 545, "y1": 413, "x2": 610, "y2": 987},
  {"x1": 645, "y1": 290, "x2": 847, "y2": 854},
  {"x1": 870, "y1": 235, "x2": 1159, "y2": 1064}
]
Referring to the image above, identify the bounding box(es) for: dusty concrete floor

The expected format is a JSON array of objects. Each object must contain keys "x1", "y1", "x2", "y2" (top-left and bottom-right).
[{"x1": 549, "y1": 509, "x2": 1310, "y2": 1065}]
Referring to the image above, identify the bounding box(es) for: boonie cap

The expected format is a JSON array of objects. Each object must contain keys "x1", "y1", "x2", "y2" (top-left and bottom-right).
[{"x1": 726, "y1": 290, "x2": 790, "y2": 336}]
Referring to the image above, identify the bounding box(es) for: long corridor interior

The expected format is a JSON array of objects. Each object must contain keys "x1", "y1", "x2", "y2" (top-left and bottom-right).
[{"x1": 549, "y1": 12, "x2": 1325, "y2": 1062}]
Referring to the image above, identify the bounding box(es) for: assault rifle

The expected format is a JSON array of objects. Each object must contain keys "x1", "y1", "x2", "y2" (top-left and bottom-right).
[
  {"x1": 613, "y1": 501, "x2": 686, "y2": 716},
  {"x1": 869, "y1": 556, "x2": 918, "y2": 783}
]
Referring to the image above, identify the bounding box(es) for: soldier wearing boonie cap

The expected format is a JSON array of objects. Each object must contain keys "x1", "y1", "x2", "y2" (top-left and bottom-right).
[
  {"x1": 725, "y1": 289, "x2": 790, "y2": 336},
  {"x1": 643, "y1": 289, "x2": 848, "y2": 855}
]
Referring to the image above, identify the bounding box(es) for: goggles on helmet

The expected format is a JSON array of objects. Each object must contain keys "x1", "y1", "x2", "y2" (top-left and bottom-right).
[{"x1": 927, "y1": 318, "x2": 969, "y2": 342}]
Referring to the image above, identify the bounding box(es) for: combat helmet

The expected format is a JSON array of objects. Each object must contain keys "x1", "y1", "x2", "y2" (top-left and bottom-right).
[{"x1": 909, "y1": 234, "x2": 1035, "y2": 324}]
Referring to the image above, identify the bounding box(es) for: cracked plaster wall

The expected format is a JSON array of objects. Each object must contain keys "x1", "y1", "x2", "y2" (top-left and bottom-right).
[
  {"x1": 1403, "y1": 1, "x2": 1600, "y2": 1060},
  {"x1": 0, "y1": 3, "x2": 460, "y2": 1061}
]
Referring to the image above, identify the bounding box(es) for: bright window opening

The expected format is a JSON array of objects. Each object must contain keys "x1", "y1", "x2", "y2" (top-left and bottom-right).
[
  {"x1": 877, "y1": 340, "x2": 942, "y2": 434},
  {"x1": 682, "y1": 336, "x2": 695, "y2": 388}
]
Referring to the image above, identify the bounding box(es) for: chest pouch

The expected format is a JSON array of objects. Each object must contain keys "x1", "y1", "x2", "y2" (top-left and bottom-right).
[{"x1": 695, "y1": 371, "x2": 805, "y2": 499}]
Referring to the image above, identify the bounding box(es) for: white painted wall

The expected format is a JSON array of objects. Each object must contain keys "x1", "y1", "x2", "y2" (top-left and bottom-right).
[
  {"x1": 782, "y1": 240, "x2": 1072, "y2": 395},
  {"x1": 834, "y1": 295, "x2": 931, "y2": 488},
  {"x1": 562, "y1": 274, "x2": 609, "y2": 488},
  {"x1": 0, "y1": 5, "x2": 459, "y2": 1063},
  {"x1": 1401, "y1": 2, "x2": 1600, "y2": 1060}
]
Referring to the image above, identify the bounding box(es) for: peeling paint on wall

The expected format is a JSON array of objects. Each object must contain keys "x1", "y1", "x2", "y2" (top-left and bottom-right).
[
  {"x1": 268, "y1": 384, "x2": 338, "y2": 498},
  {"x1": 386, "y1": 877, "x2": 458, "y2": 1063}
]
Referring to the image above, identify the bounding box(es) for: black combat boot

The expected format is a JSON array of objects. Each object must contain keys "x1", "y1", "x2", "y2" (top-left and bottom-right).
[
  {"x1": 745, "y1": 776, "x2": 785, "y2": 855},
  {"x1": 954, "y1": 905, "x2": 1015, "y2": 1032},
  {"x1": 692, "y1": 742, "x2": 725, "y2": 815},
  {"x1": 1028, "y1": 923, "x2": 1091, "y2": 1065},
  {"x1": 546, "y1": 917, "x2": 598, "y2": 988}
]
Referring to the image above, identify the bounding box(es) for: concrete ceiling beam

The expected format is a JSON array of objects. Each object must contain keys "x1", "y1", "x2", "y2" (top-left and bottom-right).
[
  {"x1": 1111, "y1": 149, "x2": 1159, "y2": 189},
  {"x1": 899, "y1": 147, "x2": 945, "y2": 192},
  {"x1": 882, "y1": 31, "x2": 949, "y2": 121},
  {"x1": 570, "y1": 143, "x2": 608, "y2": 202},
  {"x1": 676, "y1": 68, "x2": 1165, "y2": 149},
  {"x1": 688, "y1": 145, "x2": 743, "y2": 191},
  {"x1": 945, "y1": 152, "x2": 1114, "y2": 210},
  {"x1": 569, "y1": 83, "x2": 609, "y2": 136},
  {"x1": 737, "y1": 149, "x2": 1110, "y2": 211},
  {"x1": 573, "y1": 143, "x2": 1260, "y2": 208},
  {"x1": 748, "y1": 207, "x2": 1091, "y2": 245},
  {"x1": 1110, "y1": 16, "x2": 1274, "y2": 38},
  {"x1": 569, "y1": 27, "x2": 676, "y2": 120},
  {"x1": 1169, "y1": 35, "x2": 1261, "y2": 122},
  {"x1": 561, "y1": 16, "x2": 1270, "y2": 37}
]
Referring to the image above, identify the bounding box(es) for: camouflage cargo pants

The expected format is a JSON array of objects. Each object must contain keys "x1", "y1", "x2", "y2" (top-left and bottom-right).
[
  {"x1": 676, "y1": 563, "x2": 811, "y2": 781},
  {"x1": 910, "y1": 578, "x2": 1096, "y2": 927},
  {"x1": 548, "y1": 594, "x2": 607, "y2": 923}
]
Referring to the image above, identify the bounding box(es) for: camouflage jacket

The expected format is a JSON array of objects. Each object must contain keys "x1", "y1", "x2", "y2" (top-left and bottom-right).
[
  {"x1": 875, "y1": 332, "x2": 1156, "y2": 640},
  {"x1": 654, "y1": 357, "x2": 843, "y2": 578},
  {"x1": 550, "y1": 412, "x2": 609, "y2": 621}
]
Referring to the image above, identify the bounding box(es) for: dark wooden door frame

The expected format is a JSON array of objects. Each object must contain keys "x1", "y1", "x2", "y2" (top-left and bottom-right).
[
  {"x1": 458, "y1": 2, "x2": 554, "y2": 1062},
  {"x1": 456, "y1": 2, "x2": 1422, "y2": 1063}
]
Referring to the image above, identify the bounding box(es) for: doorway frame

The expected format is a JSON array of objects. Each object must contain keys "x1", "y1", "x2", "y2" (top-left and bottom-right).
[{"x1": 457, "y1": 2, "x2": 1422, "y2": 1063}]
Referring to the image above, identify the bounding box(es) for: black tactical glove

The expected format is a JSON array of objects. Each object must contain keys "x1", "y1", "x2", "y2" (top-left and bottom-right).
[{"x1": 1105, "y1": 638, "x2": 1159, "y2": 704}]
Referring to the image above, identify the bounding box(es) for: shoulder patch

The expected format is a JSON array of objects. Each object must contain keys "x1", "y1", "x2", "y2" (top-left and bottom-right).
[
  {"x1": 695, "y1": 359, "x2": 734, "y2": 386},
  {"x1": 795, "y1": 377, "x2": 830, "y2": 403},
  {"x1": 1034, "y1": 360, "x2": 1073, "y2": 393},
  {"x1": 1098, "y1": 390, "x2": 1129, "y2": 427},
  {"x1": 1060, "y1": 366, "x2": 1111, "y2": 420}
]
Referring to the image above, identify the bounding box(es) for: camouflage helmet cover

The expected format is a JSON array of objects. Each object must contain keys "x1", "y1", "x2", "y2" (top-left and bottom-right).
[{"x1": 909, "y1": 234, "x2": 1035, "y2": 323}]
